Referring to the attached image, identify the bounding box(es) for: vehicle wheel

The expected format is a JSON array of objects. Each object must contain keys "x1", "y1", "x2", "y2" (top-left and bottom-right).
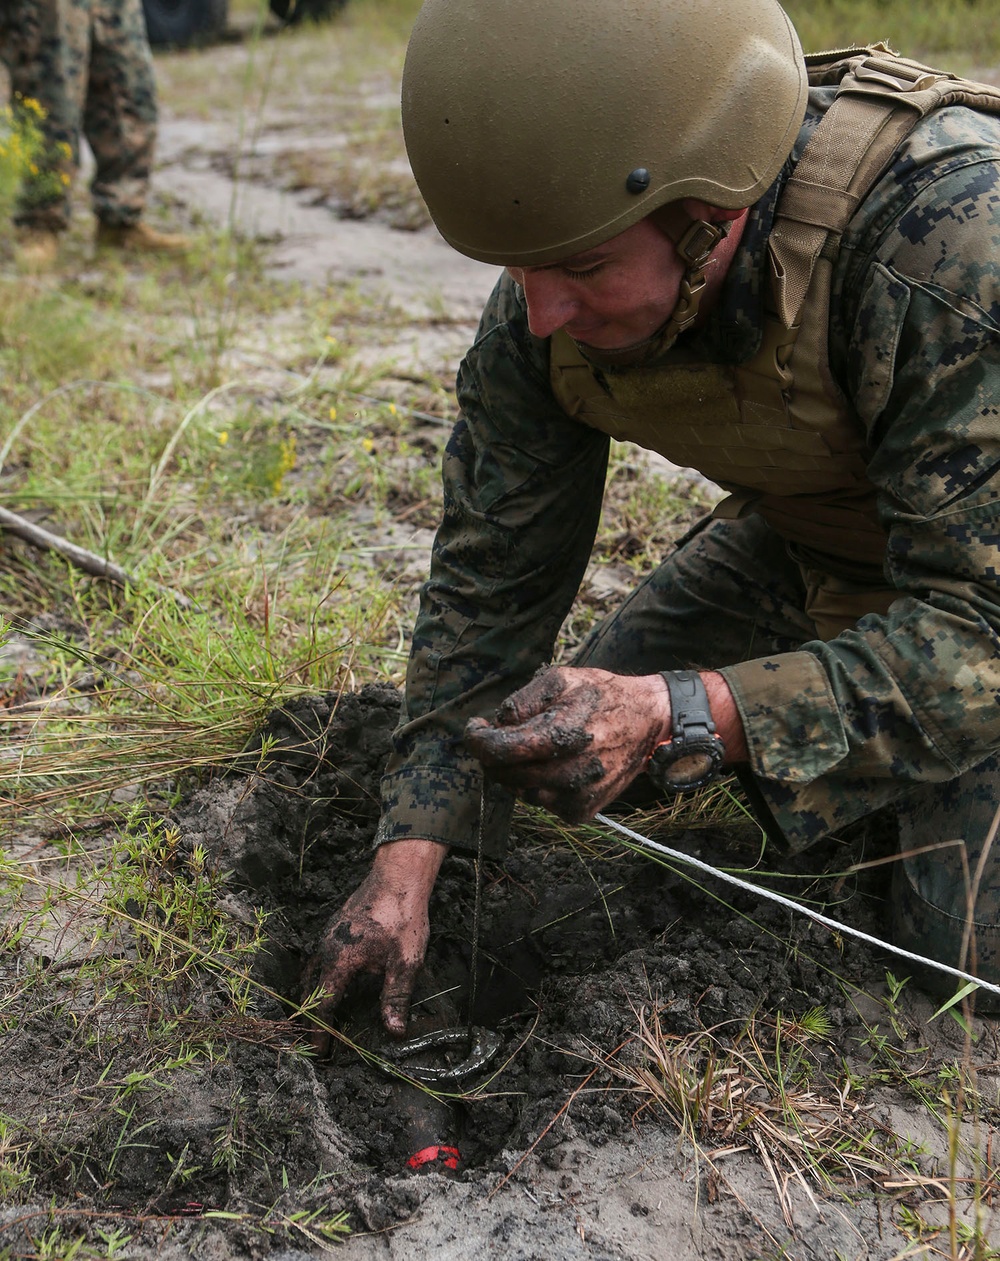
[
  {"x1": 142, "y1": 0, "x2": 229, "y2": 47},
  {"x1": 269, "y1": 0, "x2": 348, "y2": 24}
]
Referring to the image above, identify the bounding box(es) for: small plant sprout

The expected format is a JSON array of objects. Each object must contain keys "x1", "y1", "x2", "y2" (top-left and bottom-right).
[{"x1": 94, "y1": 1225, "x2": 132, "y2": 1258}]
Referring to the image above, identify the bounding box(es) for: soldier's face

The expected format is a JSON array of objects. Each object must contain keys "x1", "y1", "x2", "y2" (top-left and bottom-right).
[{"x1": 506, "y1": 202, "x2": 738, "y2": 351}]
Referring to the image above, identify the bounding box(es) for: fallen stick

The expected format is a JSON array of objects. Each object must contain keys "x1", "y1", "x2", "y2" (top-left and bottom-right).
[{"x1": 0, "y1": 505, "x2": 192, "y2": 608}]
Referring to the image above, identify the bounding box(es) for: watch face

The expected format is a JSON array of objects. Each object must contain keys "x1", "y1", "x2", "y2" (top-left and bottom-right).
[{"x1": 665, "y1": 749, "x2": 717, "y2": 789}]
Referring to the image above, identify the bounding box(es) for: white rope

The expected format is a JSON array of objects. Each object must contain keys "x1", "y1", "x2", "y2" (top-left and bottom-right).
[{"x1": 594, "y1": 812, "x2": 1000, "y2": 1004}]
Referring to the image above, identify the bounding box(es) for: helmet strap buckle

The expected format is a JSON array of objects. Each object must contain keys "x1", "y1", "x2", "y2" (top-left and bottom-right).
[
  {"x1": 646, "y1": 205, "x2": 730, "y2": 340},
  {"x1": 659, "y1": 215, "x2": 729, "y2": 342},
  {"x1": 668, "y1": 269, "x2": 709, "y2": 337},
  {"x1": 675, "y1": 218, "x2": 728, "y2": 267}
]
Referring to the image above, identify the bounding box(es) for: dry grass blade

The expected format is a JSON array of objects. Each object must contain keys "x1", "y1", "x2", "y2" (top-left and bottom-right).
[{"x1": 602, "y1": 1003, "x2": 901, "y2": 1221}]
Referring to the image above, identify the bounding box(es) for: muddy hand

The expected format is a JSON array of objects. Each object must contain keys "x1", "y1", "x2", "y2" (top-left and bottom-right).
[
  {"x1": 465, "y1": 666, "x2": 671, "y2": 823},
  {"x1": 301, "y1": 839, "x2": 448, "y2": 1051}
]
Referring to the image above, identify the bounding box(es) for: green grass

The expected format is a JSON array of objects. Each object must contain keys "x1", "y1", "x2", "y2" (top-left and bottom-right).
[
  {"x1": 1, "y1": 1, "x2": 999, "y2": 1255},
  {"x1": 784, "y1": 0, "x2": 1000, "y2": 69}
]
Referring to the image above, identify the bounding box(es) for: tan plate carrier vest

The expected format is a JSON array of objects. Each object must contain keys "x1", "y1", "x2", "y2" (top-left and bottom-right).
[{"x1": 549, "y1": 48, "x2": 1000, "y2": 637}]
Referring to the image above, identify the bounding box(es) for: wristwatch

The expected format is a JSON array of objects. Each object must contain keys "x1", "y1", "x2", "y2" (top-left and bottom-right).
[{"x1": 646, "y1": 670, "x2": 726, "y2": 794}]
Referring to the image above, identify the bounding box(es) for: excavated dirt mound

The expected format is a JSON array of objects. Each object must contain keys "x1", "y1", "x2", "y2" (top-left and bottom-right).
[{"x1": 4, "y1": 685, "x2": 999, "y2": 1260}]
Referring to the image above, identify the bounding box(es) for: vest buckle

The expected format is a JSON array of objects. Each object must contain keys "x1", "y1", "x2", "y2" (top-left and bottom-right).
[{"x1": 854, "y1": 60, "x2": 942, "y2": 94}]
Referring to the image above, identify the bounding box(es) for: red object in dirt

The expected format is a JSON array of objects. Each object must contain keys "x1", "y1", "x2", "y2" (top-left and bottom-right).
[{"x1": 406, "y1": 1144, "x2": 461, "y2": 1172}]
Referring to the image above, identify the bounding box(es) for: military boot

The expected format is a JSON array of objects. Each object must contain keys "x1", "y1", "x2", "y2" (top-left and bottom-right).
[
  {"x1": 890, "y1": 753, "x2": 1000, "y2": 1013},
  {"x1": 96, "y1": 220, "x2": 190, "y2": 255},
  {"x1": 15, "y1": 227, "x2": 61, "y2": 272}
]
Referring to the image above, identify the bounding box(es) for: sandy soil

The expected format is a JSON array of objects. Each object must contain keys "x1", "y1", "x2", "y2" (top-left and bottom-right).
[
  {"x1": 4, "y1": 32, "x2": 1000, "y2": 1261},
  {"x1": 6, "y1": 688, "x2": 997, "y2": 1259},
  {"x1": 171, "y1": 690, "x2": 1000, "y2": 1261}
]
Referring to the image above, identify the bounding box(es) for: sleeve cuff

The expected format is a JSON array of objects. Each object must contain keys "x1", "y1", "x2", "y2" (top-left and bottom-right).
[
  {"x1": 721, "y1": 652, "x2": 849, "y2": 785},
  {"x1": 376, "y1": 766, "x2": 514, "y2": 859}
]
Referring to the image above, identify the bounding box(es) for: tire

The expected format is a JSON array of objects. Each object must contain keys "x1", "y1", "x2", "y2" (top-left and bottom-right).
[
  {"x1": 269, "y1": 0, "x2": 347, "y2": 24},
  {"x1": 142, "y1": 0, "x2": 229, "y2": 46}
]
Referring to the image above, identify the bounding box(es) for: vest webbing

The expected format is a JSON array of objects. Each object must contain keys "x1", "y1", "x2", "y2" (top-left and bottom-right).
[
  {"x1": 774, "y1": 47, "x2": 1000, "y2": 326},
  {"x1": 549, "y1": 49, "x2": 1000, "y2": 635}
]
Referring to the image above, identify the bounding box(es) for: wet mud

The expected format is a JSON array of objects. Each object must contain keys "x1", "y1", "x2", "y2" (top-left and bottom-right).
[{"x1": 5, "y1": 686, "x2": 1000, "y2": 1258}]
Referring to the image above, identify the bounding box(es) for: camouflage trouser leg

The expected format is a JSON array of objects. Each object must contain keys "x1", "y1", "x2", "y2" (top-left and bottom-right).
[
  {"x1": 0, "y1": 0, "x2": 81, "y2": 229},
  {"x1": 85, "y1": 0, "x2": 157, "y2": 227},
  {"x1": 574, "y1": 513, "x2": 1000, "y2": 1001},
  {"x1": 574, "y1": 513, "x2": 814, "y2": 675},
  {"x1": 892, "y1": 760, "x2": 1000, "y2": 1007},
  {"x1": 0, "y1": 0, "x2": 156, "y2": 230}
]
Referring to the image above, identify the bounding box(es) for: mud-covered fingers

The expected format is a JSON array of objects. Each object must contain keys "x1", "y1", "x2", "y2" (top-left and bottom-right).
[
  {"x1": 476, "y1": 753, "x2": 606, "y2": 793},
  {"x1": 521, "y1": 783, "x2": 604, "y2": 824},
  {"x1": 492, "y1": 667, "x2": 569, "y2": 725},
  {"x1": 301, "y1": 979, "x2": 343, "y2": 1057},
  {"x1": 299, "y1": 937, "x2": 361, "y2": 1054},
  {"x1": 465, "y1": 712, "x2": 594, "y2": 766},
  {"x1": 380, "y1": 956, "x2": 422, "y2": 1038},
  {"x1": 306, "y1": 1002, "x2": 336, "y2": 1057}
]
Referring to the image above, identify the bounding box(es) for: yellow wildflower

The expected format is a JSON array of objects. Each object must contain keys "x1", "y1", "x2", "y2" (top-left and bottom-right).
[
  {"x1": 388, "y1": 403, "x2": 397, "y2": 416},
  {"x1": 217, "y1": 431, "x2": 229, "y2": 445},
  {"x1": 270, "y1": 434, "x2": 297, "y2": 494},
  {"x1": 60, "y1": 172, "x2": 71, "y2": 185},
  {"x1": 361, "y1": 437, "x2": 375, "y2": 454},
  {"x1": 328, "y1": 406, "x2": 337, "y2": 421}
]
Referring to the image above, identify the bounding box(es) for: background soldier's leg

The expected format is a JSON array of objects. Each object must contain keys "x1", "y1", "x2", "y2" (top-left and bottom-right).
[
  {"x1": 85, "y1": 0, "x2": 156, "y2": 226},
  {"x1": 891, "y1": 757, "x2": 1000, "y2": 1005},
  {"x1": 2, "y1": 0, "x2": 86, "y2": 230}
]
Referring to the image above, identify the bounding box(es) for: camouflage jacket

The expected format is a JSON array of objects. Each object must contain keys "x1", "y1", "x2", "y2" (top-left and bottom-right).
[{"x1": 375, "y1": 88, "x2": 1000, "y2": 856}]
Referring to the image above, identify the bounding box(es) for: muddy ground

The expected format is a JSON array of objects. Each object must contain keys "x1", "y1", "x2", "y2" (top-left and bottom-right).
[
  {"x1": 182, "y1": 690, "x2": 1000, "y2": 1261},
  {"x1": 4, "y1": 25, "x2": 1000, "y2": 1261},
  {"x1": 5, "y1": 684, "x2": 1000, "y2": 1261}
]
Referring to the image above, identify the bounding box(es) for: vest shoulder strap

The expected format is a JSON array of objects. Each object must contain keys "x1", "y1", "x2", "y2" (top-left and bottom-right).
[{"x1": 772, "y1": 46, "x2": 1000, "y2": 327}]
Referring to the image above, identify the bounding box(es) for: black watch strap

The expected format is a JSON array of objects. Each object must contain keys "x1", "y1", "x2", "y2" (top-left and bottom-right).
[
  {"x1": 646, "y1": 670, "x2": 726, "y2": 794},
  {"x1": 662, "y1": 669, "x2": 716, "y2": 743}
]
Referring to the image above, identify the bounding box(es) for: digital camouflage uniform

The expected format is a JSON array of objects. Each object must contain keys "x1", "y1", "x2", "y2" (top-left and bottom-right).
[
  {"x1": 0, "y1": 0, "x2": 157, "y2": 229},
  {"x1": 376, "y1": 83, "x2": 1000, "y2": 990}
]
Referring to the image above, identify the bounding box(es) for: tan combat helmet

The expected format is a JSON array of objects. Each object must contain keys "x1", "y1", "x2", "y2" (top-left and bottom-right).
[{"x1": 401, "y1": 0, "x2": 809, "y2": 268}]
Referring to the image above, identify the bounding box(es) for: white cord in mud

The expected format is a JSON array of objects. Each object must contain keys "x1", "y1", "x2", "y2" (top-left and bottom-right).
[{"x1": 594, "y1": 812, "x2": 1000, "y2": 1005}]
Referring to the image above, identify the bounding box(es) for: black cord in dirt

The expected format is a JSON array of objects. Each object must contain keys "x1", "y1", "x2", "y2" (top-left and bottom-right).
[{"x1": 466, "y1": 776, "x2": 487, "y2": 1042}]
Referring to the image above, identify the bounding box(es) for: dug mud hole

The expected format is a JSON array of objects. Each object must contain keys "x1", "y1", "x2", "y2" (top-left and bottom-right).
[
  {"x1": 179, "y1": 687, "x2": 899, "y2": 1182},
  {"x1": 4, "y1": 680, "x2": 995, "y2": 1256}
]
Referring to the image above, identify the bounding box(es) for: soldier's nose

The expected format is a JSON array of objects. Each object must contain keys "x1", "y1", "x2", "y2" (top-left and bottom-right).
[{"x1": 517, "y1": 271, "x2": 580, "y2": 339}]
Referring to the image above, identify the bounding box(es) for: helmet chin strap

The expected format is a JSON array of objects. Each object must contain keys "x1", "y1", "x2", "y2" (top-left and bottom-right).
[
  {"x1": 651, "y1": 202, "x2": 730, "y2": 342},
  {"x1": 575, "y1": 204, "x2": 729, "y2": 368}
]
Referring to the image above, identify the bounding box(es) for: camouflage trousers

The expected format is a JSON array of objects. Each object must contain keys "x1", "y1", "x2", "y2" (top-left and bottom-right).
[
  {"x1": 575, "y1": 512, "x2": 1000, "y2": 1002},
  {"x1": 0, "y1": 0, "x2": 157, "y2": 229}
]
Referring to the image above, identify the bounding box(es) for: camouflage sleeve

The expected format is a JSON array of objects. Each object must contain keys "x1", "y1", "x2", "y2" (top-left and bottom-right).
[
  {"x1": 376, "y1": 273, "x2": 610, "y2": 855},
  {"x1": 723, "y1": 115, "x2": 1000, "y2": 833}
]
